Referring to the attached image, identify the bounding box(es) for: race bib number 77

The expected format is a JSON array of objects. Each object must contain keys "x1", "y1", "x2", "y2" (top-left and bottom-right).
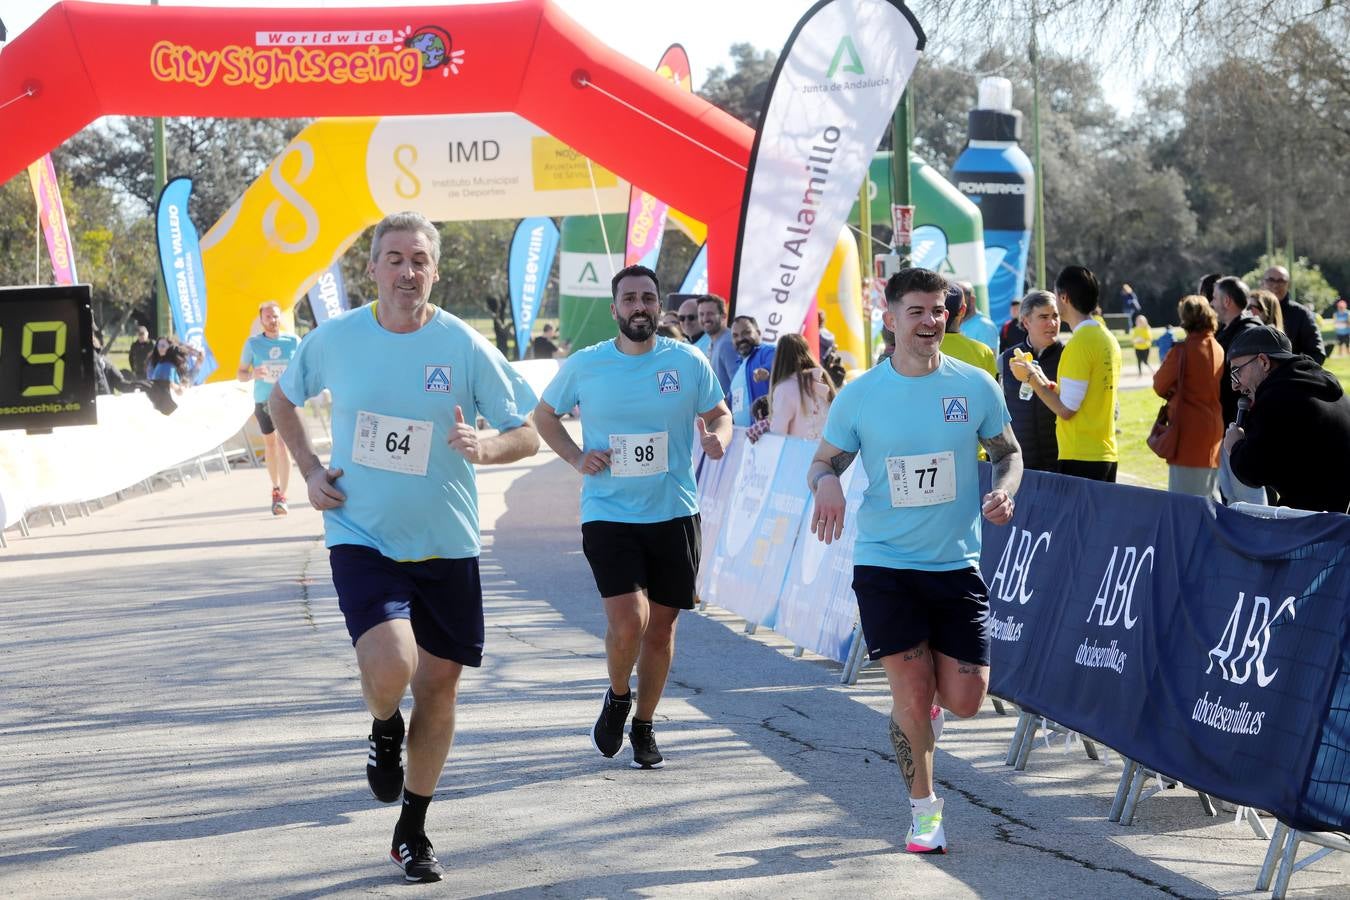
[{"x1": 886, "y1": 450, "x2": 956, "y2": 508}]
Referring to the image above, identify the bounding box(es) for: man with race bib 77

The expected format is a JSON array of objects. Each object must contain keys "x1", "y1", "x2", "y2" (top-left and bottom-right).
[
  {"x1": 807, "y1": 266, "x2": 1022, "y2": 855},
  {"x1": 535, "y1": 263, "x2": 731, "y2": 771}
]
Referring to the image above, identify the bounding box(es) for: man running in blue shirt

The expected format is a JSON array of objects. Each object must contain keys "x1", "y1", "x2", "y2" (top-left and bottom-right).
[
  {"x1": 269, "y1": 212, "x2": 540, "y2": 884},
  {"x1": 807, "y1": 266, "x2": 1022, "y2": 855},
  {"x1": 238, "y1": 301, "x2": 300, "y2": 515},
  {"x1": 535, "y1": 264, "x2": 731, "y2": 770}
]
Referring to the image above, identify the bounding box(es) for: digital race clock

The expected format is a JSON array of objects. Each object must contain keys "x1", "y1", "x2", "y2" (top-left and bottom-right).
[{"x1": 0, "y1": 284, "x2": 98, "y2": 432}]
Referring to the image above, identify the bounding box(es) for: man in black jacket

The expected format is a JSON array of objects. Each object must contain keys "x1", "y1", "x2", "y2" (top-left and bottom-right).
[
  {"x1": 1224, "y1": 326, "x2": 1350, "y2": 513},
  {"x1": 1261, "y1": 265, "x2": 1326, "y2": 364},
  {"x1": 1212, "y1": 276, "x2": 1262, "y2": 427}
]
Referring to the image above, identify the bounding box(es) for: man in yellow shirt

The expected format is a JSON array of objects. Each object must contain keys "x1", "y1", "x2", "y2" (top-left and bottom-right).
[
  {"x1": 939, "y1": 284, "x2": 997, "y2": 380},
  {"x1": 1012, "y1": 266, "x2": 1120, "y2": 481}
]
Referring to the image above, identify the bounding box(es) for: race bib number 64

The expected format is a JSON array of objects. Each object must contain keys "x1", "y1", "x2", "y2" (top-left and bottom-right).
[
  {"x1": 886, "y1": 450, "x2": 956, "y2": 508},
  {"x1": 353, "y1": 410, "x2": 433, "y2": 476}
]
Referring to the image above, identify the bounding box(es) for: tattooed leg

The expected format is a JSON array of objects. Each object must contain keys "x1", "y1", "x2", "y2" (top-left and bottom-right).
[
  {"x1": 889, "y1": 716, "x2": 915, "y2": 793},
  {"x1": 882, "y1": 647, "x2": 937, "y2": 799}
]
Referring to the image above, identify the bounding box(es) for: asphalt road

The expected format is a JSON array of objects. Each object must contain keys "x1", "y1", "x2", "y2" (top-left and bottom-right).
[{"x1": 2, "y1": 437, "x2": 1346, "y2": 898}]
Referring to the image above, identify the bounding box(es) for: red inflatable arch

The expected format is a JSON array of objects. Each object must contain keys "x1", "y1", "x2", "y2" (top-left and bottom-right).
[{"x1": 0, "y1": 0, "x2": 752, "y2": 294}]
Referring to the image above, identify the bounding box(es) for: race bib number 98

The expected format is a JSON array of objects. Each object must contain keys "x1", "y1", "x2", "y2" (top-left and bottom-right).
[
  {"x1": 886, "y1": 450, "x2": 956, "y2": 508},
  {"x1": 609, "y1": 432, "x2": 669, "y2": 478},
  {"x1": 353, "y1": 410, "x2": 433, "y2": 476}
]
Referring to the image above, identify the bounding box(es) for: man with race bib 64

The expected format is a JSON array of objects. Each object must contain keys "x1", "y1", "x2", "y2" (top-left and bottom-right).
[{"x1": 269, "y1": 212, "x2": 540, "y2": 884}]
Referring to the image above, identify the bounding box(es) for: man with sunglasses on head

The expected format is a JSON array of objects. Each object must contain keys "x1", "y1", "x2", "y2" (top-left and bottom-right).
[
  {"x1": 1223, "y1": 325, "x2": 1350, "y2": 512},
  {"x1": 1261, "y1": 265, "x2": 1325, "y2": 364}
]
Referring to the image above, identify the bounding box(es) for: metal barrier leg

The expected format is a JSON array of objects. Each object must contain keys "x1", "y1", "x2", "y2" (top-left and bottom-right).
[
  {"x1": 1005, "y1": 711, "x2": 1033, "y2": 767},
  {"x1": 1081, "y1": 737, "x2": 1099, "y2": 760},
  {"x1": 218, "y1": 445, "x2": 231, "y2": 474},
  {"x1": 1243, "y1": 807, "x2": 1270, "y2": 840},
  {"x1": 744, "y1": 622, "x2": 758, "y2": 635},
  {"x1": 1196, "y1": 791, "x2": 1217, "y2": 817},
  {"x1": 1118, "y1": 764, "x2": 1151, "y2": 826},
  {"x1": 1272, "y1": 830, "x2": 1302, "y2": 899},
  {"x1": 1257, "y1": 821, "x2": 1290, "y2": 891},
  {"x1": 991, "y1": 697, "x2": 1007, "y2": 715},
  {"x1": 792, "y1": 646, "x2": 804, "y2": 658},
  {"x1": 1110, "y1": 759, "x2": 1139, "y2": 822},
  {"x1": 841, "y1": 626, "x2": 866, "y2": 685},
  {"x1": 18, "y1": 517, "x2": 30, "y2": 537},
  {"x1": 1014, "y1": 717, "x2": 1039, "y2": 771}
]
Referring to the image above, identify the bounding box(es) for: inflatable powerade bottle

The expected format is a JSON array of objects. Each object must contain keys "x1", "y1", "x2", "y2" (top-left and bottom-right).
[{"x1": 952, "y1": 77, "x2": 1035, "y2": 328}]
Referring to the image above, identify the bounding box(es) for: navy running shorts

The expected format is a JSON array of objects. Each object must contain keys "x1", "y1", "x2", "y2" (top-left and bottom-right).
[
  {"x1": 581, "y1": 514, "x2": 701, "y2": 610},
  {"x1": 254, "y1": 402, "x2": 277, "y2": 435},
  {"x1": 851, "y1": 565, "x2": 991, "y2": 666},
  {"x1": 328, "y1": 544, "x2": 484, "y2": 666}
]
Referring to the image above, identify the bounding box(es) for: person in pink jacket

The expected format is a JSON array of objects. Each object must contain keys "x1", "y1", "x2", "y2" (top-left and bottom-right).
[{"x1": 768, "y1": 333, "x2": 836, "y2": 440}]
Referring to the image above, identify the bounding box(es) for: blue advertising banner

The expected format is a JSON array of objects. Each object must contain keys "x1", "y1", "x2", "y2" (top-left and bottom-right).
[
  {"x1": 306, "y1": 263, "x2": 349, "y2": 326},
  {"x1": 979, "y1": 466, "x2": 1350, "y2": 832},
  {"x1": 155, "y1": 177, "x2": 216, "y2": 382},
  {"x1": 678, "y1": 243, "x2": 708, "y2": 296},
  {"x1": 509, "y1": 217, "x2": 560, "y2": 360}
]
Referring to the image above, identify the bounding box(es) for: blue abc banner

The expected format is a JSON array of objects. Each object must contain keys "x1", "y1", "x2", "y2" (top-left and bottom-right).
[
  {"x1": 679, "y1": 243, "x2": 708, "y2": 296},
  {"x1": 306, "y1": 263, "x2": 349, "y2": 326},
  {"x1": 979, "y1": 466, "x2": 1350, "y2": 831},
  {"x1": 154, "y1": 177, "x2": 216, "y2": 382},
  {"x1": 508, "y1": 217, "x2": 560, "y2": 359}
]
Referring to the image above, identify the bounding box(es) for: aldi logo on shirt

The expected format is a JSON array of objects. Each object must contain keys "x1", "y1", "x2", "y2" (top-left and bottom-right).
[
  {"x1": 424, "y1": 365, "x2": 453, "y2": 393},
  {"x1": 942, "y1": 396, "x2": 969, "y2": 423},
  {"x1": 657, "y1": 369, "x2": 681, "y2": 394}
]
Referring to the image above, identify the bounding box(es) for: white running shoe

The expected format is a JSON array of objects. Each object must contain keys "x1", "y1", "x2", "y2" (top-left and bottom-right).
[
  {"x1": 907, "y1": 797, "x2": 947, "y2": 854},
  {"x1": 930, "y1": 705, "x2": 945, "y2": 742}
]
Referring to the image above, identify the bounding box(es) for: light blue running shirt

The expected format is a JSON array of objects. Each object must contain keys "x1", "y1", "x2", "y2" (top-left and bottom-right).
[
  {"x1": 823, "y1": 354, "x2": 1010, "y2": 572},
  {"x1": 240, "y1": 332, "x2": 300, "y2": 403},
  {"x1": 541, "y1": 336, "x2": 723, "y2": 524},
  {"x1": 279, "y1": 304, "x2": 536, "y2": 561}
]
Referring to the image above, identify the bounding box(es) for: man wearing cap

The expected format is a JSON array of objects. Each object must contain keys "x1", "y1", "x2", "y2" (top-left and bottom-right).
[
  {"x1": 939, "y1": 284, "x2": 997, "y2": 380},
  {"x1": 1223, "y1": 325, "x2": 1350, "y2": 512},
  {"x1": 1260, "y1": 265, "x2": 1326, "y2": 364}
]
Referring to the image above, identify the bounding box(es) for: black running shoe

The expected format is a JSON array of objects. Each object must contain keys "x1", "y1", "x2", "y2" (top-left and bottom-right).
[
  {"x1": 390, "y1": 831, "x2": 444, "y2": 883},
  {"x1": 629, "y1": 720, "x2": 665, "y2": 769},
  {"x1": 591, "y1": 687, "x2": 632, "y2": 758},
  {"x1": 366, "y1": 727, "x2": 404, "y2": 804}
]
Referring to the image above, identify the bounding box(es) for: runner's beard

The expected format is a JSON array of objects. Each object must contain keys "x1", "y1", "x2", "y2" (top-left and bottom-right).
[{"x1": 618, "y1": 314, "x2": 656, "y2": 342}]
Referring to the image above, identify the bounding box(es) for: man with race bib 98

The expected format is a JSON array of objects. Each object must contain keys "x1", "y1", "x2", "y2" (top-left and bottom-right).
[
  {"x1": 238, "y1": 301, "x2": 300, "y2": 515},
  {"x1": 807, "y1": 266, "x2": 1022, "y2": 855},
  {"x1": 269, "y1": 212, "x2": 540, "y2": 884},
  {"x1": 535, "y1": 264, "x2": 731, "y2": 770}
]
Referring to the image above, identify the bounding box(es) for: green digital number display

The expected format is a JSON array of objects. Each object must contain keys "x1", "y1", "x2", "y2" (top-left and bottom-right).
[{"x1": 0, "y1": 285, "x2": 97, "y2": 432}]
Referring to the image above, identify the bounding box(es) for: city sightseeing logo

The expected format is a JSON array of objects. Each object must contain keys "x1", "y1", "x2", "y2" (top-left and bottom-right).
[{"x1": 150, "y1": 24, "x2": 466, "y2": 90}]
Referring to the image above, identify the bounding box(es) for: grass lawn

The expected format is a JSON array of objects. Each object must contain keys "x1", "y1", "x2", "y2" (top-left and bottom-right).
[{"x1": 1116, "y1": 348, "x2": 1350, "y2": 490}]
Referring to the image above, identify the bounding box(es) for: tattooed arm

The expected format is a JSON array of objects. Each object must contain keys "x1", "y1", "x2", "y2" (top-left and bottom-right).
[
  {"x1": 978, "y1": 424, "x2": 1022, "y2": 525},
  {"x1": 806, "y1": 439, "x2": 857, "y2": 544}
]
